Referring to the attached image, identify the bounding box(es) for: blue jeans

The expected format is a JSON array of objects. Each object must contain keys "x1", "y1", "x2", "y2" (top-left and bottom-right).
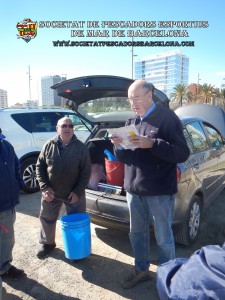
[
  {"x1": 127, "y1": 192, "x2": 175, "y2": 271},
  {"x1": 0, "y1": 209, "x2": 16, "y2": 275}
]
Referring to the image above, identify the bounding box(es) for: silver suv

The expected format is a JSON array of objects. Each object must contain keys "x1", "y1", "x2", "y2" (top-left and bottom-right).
[{"x1": 0, "y1": 108, "x2": 92, "y2": 193}]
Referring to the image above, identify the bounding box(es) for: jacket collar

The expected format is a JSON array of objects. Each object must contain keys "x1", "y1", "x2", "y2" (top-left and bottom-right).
[{"x1": 51, "y1": 134, "x2": 77, "y2": 144}]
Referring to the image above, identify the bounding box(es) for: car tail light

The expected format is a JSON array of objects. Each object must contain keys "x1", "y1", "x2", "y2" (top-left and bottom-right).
[{"x1": 177, "y1": 166, "x2": 181, "y2": 184}]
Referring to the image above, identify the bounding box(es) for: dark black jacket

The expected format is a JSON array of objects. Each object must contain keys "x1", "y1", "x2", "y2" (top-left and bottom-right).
[
  {"x1": 0, "y1": 136, "x2": 22, "y2": 212},
  {"x1": 115, "y1": 103, "x2": 190, "y2": 196},
  {"x1": 36, "y1": 135, "x2": 91, "y2": 199}
]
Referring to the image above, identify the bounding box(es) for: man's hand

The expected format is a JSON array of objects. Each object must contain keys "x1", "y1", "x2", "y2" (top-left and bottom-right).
[
  {"x1": 42, "y1": 187, "x2": 54, "y2": 202},
  {"x1": 128, "y1": 135, "x2": 155, "y2": 149},
  {"x1": 68, "y1": 192, "x2": 79, "y2": 204},
  {"x1": 110, "y1": 135, "x2": 123, "y2": 146}
]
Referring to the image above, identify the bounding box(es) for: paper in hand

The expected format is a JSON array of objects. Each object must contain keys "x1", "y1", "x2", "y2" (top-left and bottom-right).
[{"x1": 107, "y1": 124, "x2": 140, "y2": 150}]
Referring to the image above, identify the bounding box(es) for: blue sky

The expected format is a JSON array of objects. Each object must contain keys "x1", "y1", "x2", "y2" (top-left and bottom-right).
[{"x1": 1, "y1": 0, "x2": 225, "y2": 105}]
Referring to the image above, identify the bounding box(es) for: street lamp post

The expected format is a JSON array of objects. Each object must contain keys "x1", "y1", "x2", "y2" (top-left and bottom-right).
[
  {"x1": 131, "y1": 48, "x2": 134, "y2": 79},
  {"x1": 131, "y1": 37, "x2": 138, "y2": 79},
  {"x1": 197, "y1": 73, "x2": 201, "y2": 94},
  {"x1": 27, "y1": 65, "x2": 32, "y2": 101}
]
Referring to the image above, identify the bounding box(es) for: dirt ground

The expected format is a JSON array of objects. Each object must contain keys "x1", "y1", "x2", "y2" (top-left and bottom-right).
[{"x1": 1, "y1": 189, "x2": 225, "y2": 300}]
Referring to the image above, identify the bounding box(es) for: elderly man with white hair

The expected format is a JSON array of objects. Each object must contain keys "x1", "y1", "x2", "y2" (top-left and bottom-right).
[{"x1": 111, "y1": 80, "x2": 190, "y2": 289}]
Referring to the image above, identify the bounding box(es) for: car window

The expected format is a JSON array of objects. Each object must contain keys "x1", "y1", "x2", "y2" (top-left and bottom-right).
[
  {"x1": 82, "y1": 96, "x2": 131, "y2": 114},
  {"x1": 30, "y1": 112, "x2": 64, "y2": 132},
  {"x1": 184, "y1": 121, "x2": 209, "y2": 153},
  {"x1": 203, "y1": 123, "x2": 224, "y2": 148},
  {"x1": 32, "y1": 113, "x2": 51, "y2": 132},
  {"x1": 183, "y1": 127, "x2": 195, "y2": 153},
  {"x1": 68, "y1": 114, "x2": 92, "y2": 132},
  {"x1": 11, "y1": 113, "x2": 32, "y2": 133},
  {"x1": 11, "y1": 111, "x2": 92, "y2": 133}
]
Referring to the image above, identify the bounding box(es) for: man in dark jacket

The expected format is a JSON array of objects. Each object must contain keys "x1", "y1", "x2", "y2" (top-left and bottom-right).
[
  {"x1": 0, "y1": 129, "x2": 25, "y2": 279},
  {"x1": 36, "y1": 117, "x2": 91, "y2": 259},
  {"x1": 111, "y1": 80, "x2": 190, "y2": 289}
]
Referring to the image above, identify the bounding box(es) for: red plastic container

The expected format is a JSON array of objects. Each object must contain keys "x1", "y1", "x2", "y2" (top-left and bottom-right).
[{"x1": 105, "y1": 158, "x2": 124, "y2": 186}]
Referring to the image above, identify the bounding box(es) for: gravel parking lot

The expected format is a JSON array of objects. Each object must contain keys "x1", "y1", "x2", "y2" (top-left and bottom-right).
[{"x1": 2, "y1": 189, "x2": 225, "y2": 300}]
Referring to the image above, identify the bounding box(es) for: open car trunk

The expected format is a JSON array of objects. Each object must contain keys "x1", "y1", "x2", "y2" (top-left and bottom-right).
[
  {"x1": 51, "y1": 75, "x2": 170, "y2": 228},
  {"x1": 51, "y1": 74, "x2": 170, "y2": 196},
  {"x1": 87, "y1": 136, "x2": 125, "y2": 194}
]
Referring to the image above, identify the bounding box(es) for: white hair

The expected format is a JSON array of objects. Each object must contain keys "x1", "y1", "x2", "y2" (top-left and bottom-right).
[{"x1": 57, "y1": 117, "x2": 73, "y2": 126}]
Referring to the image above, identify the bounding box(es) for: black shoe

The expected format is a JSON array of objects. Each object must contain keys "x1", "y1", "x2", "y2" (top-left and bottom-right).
[
  {"x1": 36, "y1": 243, "x2": 56, "y2": 259},
  {"x1": 1, "y1": 265, "x2": 25, "y2": 279}
]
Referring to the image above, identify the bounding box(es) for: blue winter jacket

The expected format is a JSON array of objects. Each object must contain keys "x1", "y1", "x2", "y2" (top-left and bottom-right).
[
  {"x1": 157, "y1": 243, "x2": 225, "y2": 299},
  {"x1": 0, "y1": 135, "x2": 23, "y2": 212},
  {"x1": 115, "y1": 103, "x2": 190, "y2": 196}
]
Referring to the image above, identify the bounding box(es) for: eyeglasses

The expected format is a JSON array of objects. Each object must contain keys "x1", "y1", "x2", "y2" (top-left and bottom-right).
[
  {"x1": 128, "y1": 90, "x2": 150, "y2": 103},
  {"x1": 58, "y1": 124, "x2": 74, "y2": 129}
]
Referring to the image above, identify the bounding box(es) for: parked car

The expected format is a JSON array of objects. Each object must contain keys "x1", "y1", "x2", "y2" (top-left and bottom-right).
[
  {"x1": 52, "y1": 75, "x2": 225, "y2": 246},
  {"x1": 0, "y1": 108, "x2": 92, "y2": 193}
]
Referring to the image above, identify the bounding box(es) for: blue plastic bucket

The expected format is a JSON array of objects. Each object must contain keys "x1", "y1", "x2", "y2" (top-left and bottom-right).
[{"x1": 59, "y1": 213, "x2": 91, "y2": 260}]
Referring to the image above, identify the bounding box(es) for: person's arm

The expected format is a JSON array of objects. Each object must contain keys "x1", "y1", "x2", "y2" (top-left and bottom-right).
[
  {"x1": 4, "y1": 140, "x2": 24, "y2": 188},
  {"x1": 14, "y1": 154, "x2": 24, "y2": 188},
  {"x1": 36, "y1": 145, "x2": 51, "y2": 191},
  {"x1": 36, "y1": 145, "x2": 55, "y2": 201}
]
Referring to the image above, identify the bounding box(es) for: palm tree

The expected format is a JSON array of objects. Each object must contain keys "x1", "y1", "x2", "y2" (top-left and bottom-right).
[
  {"x1": 216, "y1": 88, "x2": 225, "y2": 110},
  {"x1": 170, "y1": 84, "x2": 193, "y2": 107},
  {"x1": 197, "y1": 84, "x2": 219, "y2": 104},
  {"x1": 220, "y1": 89, "x2": 225, "y2": 99}
]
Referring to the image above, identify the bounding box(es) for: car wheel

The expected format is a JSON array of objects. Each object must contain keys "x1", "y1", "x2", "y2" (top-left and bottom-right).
[
  {"x1": 20, "y1": 157, "x2": 40, "y2": 193},
  {"x1": 174, "y1": 196, "x2": 202, "y2": 246}
]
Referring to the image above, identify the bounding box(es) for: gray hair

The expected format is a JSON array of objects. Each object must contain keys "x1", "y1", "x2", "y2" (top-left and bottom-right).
[{"x1": 57, "y1": 116, "x2": 73, "y2": 126}]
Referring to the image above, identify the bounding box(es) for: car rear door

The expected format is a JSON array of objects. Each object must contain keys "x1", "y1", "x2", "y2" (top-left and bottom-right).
[
  {"x1": 51, "y1": 75, "x2": 170, "y2": 109},
  {"x1": 203, "y1": 122, "x2": 225, "y2": 201},
  {"x1": 31, "y1": 112, "x2": 56, "y2": 150},
  {"x1": 183, "y1": 121, "x2": 219, "y2": 201}
]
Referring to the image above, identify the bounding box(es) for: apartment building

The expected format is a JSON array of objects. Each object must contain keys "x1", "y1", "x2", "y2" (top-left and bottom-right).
[
  {"x1": 41, "y1": 75, "x2": 67, "y2": 107},
  {"x1": 135, "y1": 50, "x2": 189, "y2": 98},
  {"x1": 0, "y1": 89, "x2": 8, "y2": 108}
]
